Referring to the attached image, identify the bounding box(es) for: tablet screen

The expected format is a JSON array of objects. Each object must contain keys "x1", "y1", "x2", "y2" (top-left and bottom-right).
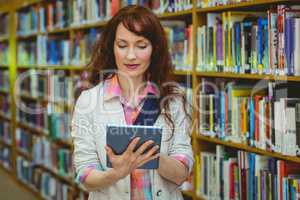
[{"x1": 106, "y1": 124, "x2": 162, "y2": 169}]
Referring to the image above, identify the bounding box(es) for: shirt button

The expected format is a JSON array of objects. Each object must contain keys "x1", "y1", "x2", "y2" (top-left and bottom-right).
[{"x1": 156, "y1": 189, "x2": 162, "y2": 196}]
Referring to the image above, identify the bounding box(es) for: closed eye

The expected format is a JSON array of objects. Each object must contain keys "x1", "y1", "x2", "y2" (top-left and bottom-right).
[
  {"x1": 137, "y1": 45, "x2": 147, "y2": 49},
  {"x1": 118, "y1": 45, "x2": 127, "y2": 48}
]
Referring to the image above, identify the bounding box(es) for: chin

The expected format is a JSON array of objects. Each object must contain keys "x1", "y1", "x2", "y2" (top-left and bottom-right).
[
  {"x1": 120, "y1": 69, "x2": 146, "y2": 79},
  {"x1": 127, "y1": 72, "x2": 144, "y2": 78}
]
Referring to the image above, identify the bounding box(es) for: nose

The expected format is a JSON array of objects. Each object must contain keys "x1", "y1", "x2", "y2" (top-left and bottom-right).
[{"x1": 126, "y1": 47, "x2": 137, "y2": 60}]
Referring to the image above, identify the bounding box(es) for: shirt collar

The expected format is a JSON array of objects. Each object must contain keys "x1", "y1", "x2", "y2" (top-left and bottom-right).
[{"x1": 103, "y1": 74, "x2": 158, "y2": 105}]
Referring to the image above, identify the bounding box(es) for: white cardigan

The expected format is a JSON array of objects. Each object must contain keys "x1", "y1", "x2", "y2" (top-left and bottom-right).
[{"x1": 71, "y1": 82, "x2": 194, "y2": 200}]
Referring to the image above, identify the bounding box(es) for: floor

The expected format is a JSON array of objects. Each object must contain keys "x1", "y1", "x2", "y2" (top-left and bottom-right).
[{"x1": 0, "y1": 168, "x2": 37, "y2": 200}]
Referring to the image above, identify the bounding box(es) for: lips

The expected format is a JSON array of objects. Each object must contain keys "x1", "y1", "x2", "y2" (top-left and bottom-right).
[{"x1": 125, "y1": 64, "x2": 139, "y2": 70}]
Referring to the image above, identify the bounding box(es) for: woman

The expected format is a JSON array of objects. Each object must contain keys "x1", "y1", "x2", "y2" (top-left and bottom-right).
[{"x1": 71, "y1": 5, "x2": 193, "y2": 200}]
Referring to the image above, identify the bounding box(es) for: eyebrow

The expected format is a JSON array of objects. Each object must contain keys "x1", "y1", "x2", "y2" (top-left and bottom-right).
[{"x1": 116, "y1": 38, "x2": 148, "y2": 43}]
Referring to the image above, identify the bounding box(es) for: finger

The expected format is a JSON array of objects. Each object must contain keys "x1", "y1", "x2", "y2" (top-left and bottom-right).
[
  {"x1": 105, "y1": 145, "x2": 115, "y2": 160},
  {"x1": 126, "y1": 137, "x2": 140, "y2": 153},
  {"x1": 135, "y1": 140, "x2": 155, "y2": 155},
  {"x1": 139, "y1": 144, "x2": 159, "y2": 159},
  {"x1": 137, "y1": 153, "x2": 160, "y2": 168}
]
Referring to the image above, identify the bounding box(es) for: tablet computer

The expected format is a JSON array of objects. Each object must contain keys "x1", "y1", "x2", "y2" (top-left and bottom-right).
[{"x1": 106, "y1": 124, "x2": 162, "y2": 169}]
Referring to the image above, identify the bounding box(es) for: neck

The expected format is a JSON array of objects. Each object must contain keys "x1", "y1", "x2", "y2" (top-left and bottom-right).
[{"x1": 117, "y1": 74, "x2": 146, "y2": 101}]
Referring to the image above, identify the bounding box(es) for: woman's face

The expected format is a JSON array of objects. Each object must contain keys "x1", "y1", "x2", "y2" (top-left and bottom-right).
[{"x1": 114, "y1": 23, "x2": 152, "y2": 80}]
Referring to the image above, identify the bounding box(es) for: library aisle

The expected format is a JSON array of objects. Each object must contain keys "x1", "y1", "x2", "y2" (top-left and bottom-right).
[{"x1": 0, "y1": 169, "x2": 37, "y2": 200}]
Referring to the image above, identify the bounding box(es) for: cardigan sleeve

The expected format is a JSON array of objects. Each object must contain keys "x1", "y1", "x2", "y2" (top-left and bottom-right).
[
  {"x1": 71, "y1": 91, "x2": 104, "y2": 184},
  {"x1": 168, "y1": 97, "x2": 194, "y2": 173}
]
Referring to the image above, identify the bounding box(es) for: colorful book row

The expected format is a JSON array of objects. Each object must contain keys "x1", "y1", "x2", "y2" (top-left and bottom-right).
[
  {"x1": 197, "y1": 145, "x2": 300, "y2": 200},
  {"x1": 197, "y1": 6, "x2": 300, "y2": 76},
  {"x1": 199, "y1": 79, "x2": 300, "y2": 156}
]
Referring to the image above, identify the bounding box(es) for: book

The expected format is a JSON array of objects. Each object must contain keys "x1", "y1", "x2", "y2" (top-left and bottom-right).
[
  {"x1": 0, "y1": 13, "x2": 8, "y2": 37},
  {"x1": 197, "y1": 6, "x2": 300, "y2": 76},
  {"x1": 161, "y1": 20, "x2": 192, "y2": 71},
  {"x1": 17, "y1": 6, "x2": 38, "y2": 36},
  {"x1": 198, "y1": 145, "x2": 300, "y2": 200},
  {"x1": 106, "y1": 124, "x2": 162, "y2": 169},
  {"x1": 295, "y1": 18, "x2": 300, "y2": 75},
  {"x1": 0, "y1": 94, "x2": 10, "y2": 117},
  {"x1": 16, "y1": 156, "x2": 72, "y2": 199},
  {"x1": 197, "y1": 0, "x2": 252, "y2": 8},
  {"x1": 0, "y1": 43, "x2": 9, "y2": 66},
  {"x1": 0, "y1": 121, "x2": 11, "y2": 145},
  {"x1": 17, "y1": 41, "x2": 37, "y2": 65},
  {"x1": 0, "y1": 146, "x2": 11, "y2": 170},
  {"x1": 0, "y1": 69, "x2": 9, "y2": 90}
]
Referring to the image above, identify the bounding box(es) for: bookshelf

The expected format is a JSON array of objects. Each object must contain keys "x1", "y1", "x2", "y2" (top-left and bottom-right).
[
  {"x1": 196, "y1": 71, "x2": 300, "y2": 82},
  {"x1": 194, "y1": 0, "x2": 300, "y2": 199},
  {"x1": 1, "y1": 0, "x2": 300, "y2": 200},
  {"x1": 197, "y1": 134, "x2": 300, "y2": 163},
  {"x1": 196, "y1": 0, "x2": 295, "y2": 12}
]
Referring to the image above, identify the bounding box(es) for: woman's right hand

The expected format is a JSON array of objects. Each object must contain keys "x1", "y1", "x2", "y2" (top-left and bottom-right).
[{"x1": 104, "y1": 137, "x2": 159, "y2": 179}]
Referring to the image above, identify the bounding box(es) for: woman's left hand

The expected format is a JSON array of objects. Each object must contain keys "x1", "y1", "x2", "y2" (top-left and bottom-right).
[{"x1": 105, "y1": 138, "x2": 159, "y2": 179}]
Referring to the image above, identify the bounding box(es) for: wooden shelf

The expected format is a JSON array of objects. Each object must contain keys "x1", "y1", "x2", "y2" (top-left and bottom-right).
[
  {"x1": 172, "y1": 70, "x2": 193, "y2": 76},
  {"x1": 0, "y1": 112, "x2": 10, "y2": 121},
  {"x1": 182, "y1": 190, "x2": 194, "y2": 198},
  {"x1": 0, "y1": 162, "x2": 12, "y2": 173},
  {"x1": 195, "y1": 195, "x2": 206, "y2": 200},
  {"x1": 44, "y1": 20, "x2": 108, "y2": 33},
  {"x1": 0, "y1": 140, "x2": 12, "y2": 147},
  {"x1": 35, "y1": 164, "x2": 73, "y2": 185},
  {"x1": 15, "y1": 0, "x2": 42, "y2": 11},
  {"x1": 38, "y1": 65, "x2": 86, "y2": 70},
  {"x1": 50, "y1": 138, "x2": 72, "y2": 148},
  {"x1": 19, "y1": 93, "x2": 45, "y2": 102},
  {"x1": 181, "y1": 190, "x2": 206, "y2": 200},
  {"x1": 17, "y1": 65, "x2": 37, "y2": 69},
  {"x1": 0, "y1": 88, "x2": 9, "y2": 94},
  {"x1": 17, "y1": 65, "x2": 86, "y2": 71},
  {"x1": 0, "y1": 36, "x2": 8, "y2": 42},
  {"x1": 158, "y1": 9, "x2": 193, "y2": 18},
  {"x1": 70, "y1": 20, "x2": 108, "y2": 30},
  {"x1": 19, "y1": 93, "x2": 73, "y2": 110},
  {"x1": 196, "y1": 134, "x2": 300, "y2": 163},
  {"x1": 17, "y1": 149, "x2": 32, "y2": 160},
  {"x1": 17, "y1": 122, "x2": 72, "y2": 148},
  {"x1": 17, "y1": 122, "x2": 47, "y2": 136},
  {"x1": 197, "y1": 0, "x2": 295, "y2": 12},
  {"x1": 16, "y1": 32, "x2": 39, "y2": 40},
  {"x1": 46, "y1": 27, "x2": 71, "y2": 34},
  {"x1": 16, "y1": 122, "x2": 44, "y2": 134},
  {"x1": 196, "y1": 71, "x2": 300, "y2": 82},
  {"x1": 17, "y1": 21, "x2": 106, "y2": 36},
  {"x1": 16, "y1": 122, "x2": 50, "y2": 141}
]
